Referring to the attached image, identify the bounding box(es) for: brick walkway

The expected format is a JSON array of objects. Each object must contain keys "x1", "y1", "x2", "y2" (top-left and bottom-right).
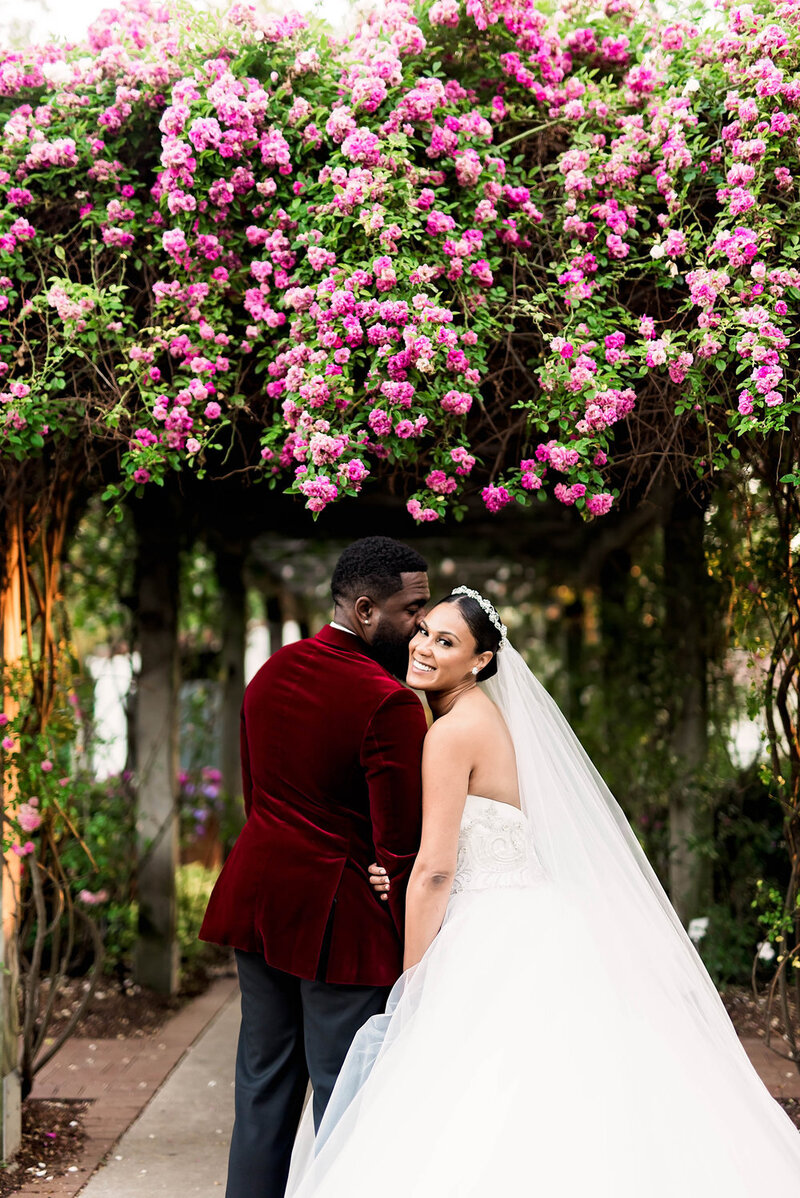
[{"x1": 11, "y1": 974, "x2": 238, "y2": 1198}]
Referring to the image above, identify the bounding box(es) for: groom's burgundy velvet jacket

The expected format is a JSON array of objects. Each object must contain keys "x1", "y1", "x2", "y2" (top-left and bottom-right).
[{"x1": 200, "y1": 624, "x2": 427, "y2": 986}]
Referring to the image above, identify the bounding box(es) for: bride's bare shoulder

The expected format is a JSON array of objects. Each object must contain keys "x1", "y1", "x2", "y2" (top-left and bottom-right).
[{"x1": 425, "y1": 690, "x2": 498, "y2": 746}]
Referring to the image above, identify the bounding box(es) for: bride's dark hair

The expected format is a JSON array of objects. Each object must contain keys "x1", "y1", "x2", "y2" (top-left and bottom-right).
[{"x1": 438, "y1": 593, "x2": 502, "y2": 681}]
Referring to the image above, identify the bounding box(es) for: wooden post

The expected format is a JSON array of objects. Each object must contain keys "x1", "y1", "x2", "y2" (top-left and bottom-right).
[
  {"x1": 266, "y1": 593, "x2": 283, "y2": 656},
  {"x1": 132, "y1": 494, "x2": 180, "y2": 994},
  {"x1": 0, "y1": 518, "x2": 23, "y2": 1159},
  {"x1": 563, "y1": 594, "x2": 585, "y2": 723},
  {"x1": 216, "y1": 548, "x2": 246, "y2": 817}
]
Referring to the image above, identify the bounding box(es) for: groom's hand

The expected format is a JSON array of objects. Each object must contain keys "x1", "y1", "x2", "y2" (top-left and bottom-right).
[{"x1": 368, "y1": 863, "x2": 390, "y2": 902}]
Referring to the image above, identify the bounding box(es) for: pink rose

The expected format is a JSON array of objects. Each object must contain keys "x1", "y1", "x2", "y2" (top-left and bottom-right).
[{"x1": 18, "y1": 803, "x2": 42, "y2": 834}]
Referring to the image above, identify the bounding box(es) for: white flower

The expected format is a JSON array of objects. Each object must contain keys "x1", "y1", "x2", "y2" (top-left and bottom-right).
[
  {"x1": 688, "y1": 916, "x2": 709, "y2": 944},
  {"x1": 649, "y1": 243, "x2": 665, "y2": 260},
  {"x1": 42, "y1": 60, "x2": 73, "y2": 86},
  {"x1": 757, "y1": 940, "x2": 776, "y2": 963},
  {"x1": 683, "y1": 77, "x2": 700, "y2": 96}
]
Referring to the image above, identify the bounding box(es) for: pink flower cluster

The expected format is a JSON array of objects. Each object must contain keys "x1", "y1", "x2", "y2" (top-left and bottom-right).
[{"x1": 1, "y1": 0, "x2": 798, "y2": 524}]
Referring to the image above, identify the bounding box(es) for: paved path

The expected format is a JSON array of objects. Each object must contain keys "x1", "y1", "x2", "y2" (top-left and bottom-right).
[{"x1": 77, "y1": 995, "x2": 238, "y2": 1197}]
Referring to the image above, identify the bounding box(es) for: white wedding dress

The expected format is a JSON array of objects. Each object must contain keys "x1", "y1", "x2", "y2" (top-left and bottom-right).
[{"x1": 286, "y1": 649, "x2": 800, "y2": 1196}]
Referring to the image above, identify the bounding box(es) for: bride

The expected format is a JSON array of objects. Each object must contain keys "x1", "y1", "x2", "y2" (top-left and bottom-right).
[{"x1": 287, "y1": 587, "x2": 800, "y2": 1196}]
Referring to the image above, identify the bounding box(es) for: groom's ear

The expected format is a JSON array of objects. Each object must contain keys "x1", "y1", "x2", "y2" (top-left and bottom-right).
[{"x1": 353, "y1": 594, "x2": 374, "y2": 628}]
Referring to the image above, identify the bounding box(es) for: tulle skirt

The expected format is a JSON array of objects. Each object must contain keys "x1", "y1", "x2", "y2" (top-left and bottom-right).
[{"x1": 287, "y1": 880, "x2": 800, "y2": 1197}]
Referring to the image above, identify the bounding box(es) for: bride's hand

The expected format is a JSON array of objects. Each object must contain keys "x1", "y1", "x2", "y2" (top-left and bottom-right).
[{"x1": 368, "y1": 863, "x2": 390, "y2": 901}]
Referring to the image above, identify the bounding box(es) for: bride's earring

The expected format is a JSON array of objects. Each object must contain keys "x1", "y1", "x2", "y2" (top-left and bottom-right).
[{"x1": 471, "y1": 666, "x2": 480, "y2": 675}]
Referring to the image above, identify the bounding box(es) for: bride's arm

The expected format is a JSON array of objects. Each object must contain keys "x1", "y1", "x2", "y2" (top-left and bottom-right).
[{"x1": 403, "y1": 721, "x2": 471, "y2": 971}]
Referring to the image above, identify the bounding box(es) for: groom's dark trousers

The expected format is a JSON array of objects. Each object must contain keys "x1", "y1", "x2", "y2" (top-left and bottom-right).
[{"x1": 200, "y1": 625, "x2": 427, "y2": 1198}]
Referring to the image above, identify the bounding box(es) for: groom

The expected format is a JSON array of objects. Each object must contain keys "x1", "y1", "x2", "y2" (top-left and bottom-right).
[{"x1": 200, "y1": 536, "x2": 430, "y2": 1198}]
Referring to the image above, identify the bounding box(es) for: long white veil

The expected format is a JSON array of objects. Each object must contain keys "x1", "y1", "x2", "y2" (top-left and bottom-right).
[{"x1": 482, "y1": 644, "x2": 740, "y2": 1048}]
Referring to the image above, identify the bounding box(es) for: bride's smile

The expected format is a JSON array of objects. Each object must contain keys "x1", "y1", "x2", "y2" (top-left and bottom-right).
[{"x1": 405, "y1": 606, "x2": 493, "y2": 696}]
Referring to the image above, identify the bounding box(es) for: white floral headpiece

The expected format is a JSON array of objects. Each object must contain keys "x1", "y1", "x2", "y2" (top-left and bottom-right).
[{"x1": 450, "y1": 586, "x2": 508, "y2": 649}]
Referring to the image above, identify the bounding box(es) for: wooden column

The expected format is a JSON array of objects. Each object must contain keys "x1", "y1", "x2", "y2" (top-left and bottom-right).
[
  {"x1": 132, "y1": 494, "x2": 180, "y2": 994},
  {"x1": 216, "y1": 547, "x2": 246, "y2": 815},
  {"x1": 266, "y1": 593, "x2": 284, "y2": 656}
]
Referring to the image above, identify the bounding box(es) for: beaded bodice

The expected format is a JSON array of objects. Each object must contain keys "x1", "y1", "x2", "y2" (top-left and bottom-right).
[{"x1": 450, "y1": 794, "x2": 545, "y2": 896}]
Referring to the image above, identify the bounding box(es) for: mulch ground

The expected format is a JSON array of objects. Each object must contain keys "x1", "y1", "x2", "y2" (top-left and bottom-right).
[
  {"x1": 778, "y1": 1098, "x2": 800, "y2": 1129},
  {"x1": 43, "y1": 978, "x2": 182, "y2": 1042},
  {"x1": 0, "y1": 1100, "x2": 87, "y2": 1197},
  {"x1": 722, "y1": 982, "x2": 799, "y2": 1040},
  {"x1": 43, "y1": 958, "x2": 220, "y2": 1041}
]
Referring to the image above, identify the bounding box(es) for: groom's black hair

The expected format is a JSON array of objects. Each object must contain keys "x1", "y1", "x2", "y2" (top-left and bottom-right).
[{"x1": 331, "y1": 537, "x2": 428, "y2": 604}]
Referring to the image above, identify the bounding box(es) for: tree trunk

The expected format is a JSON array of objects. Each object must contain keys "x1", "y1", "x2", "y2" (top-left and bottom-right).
[
  {"x1": 216, "y1": 547, "x2": 246, "y2": 815},
  {"x1": 663, "y1": 491, "x2": 711, "y2": 924},
  {"x1": 132, "y1": 494, "x2": 180, "y2": 994},
  {"x1": 563, "y1": 594, "x2": 584, "y2": 723},
  {"x1": 266, "y1": 593, "x2": 284, "y2": 656},
  {"x1": 599, "y1": 547, "x2": 632, "y2": 696},
  {"x1": 0, "y1": 517, "x2": 22, "y2": 1158}
]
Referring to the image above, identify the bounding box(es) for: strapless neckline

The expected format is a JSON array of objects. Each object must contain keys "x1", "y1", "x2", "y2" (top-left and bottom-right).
[{"x1": 464, "y1": 793, "x2": 524, "y2": 818}]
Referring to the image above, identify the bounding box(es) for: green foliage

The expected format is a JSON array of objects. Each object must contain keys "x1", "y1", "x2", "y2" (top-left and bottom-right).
[
  {"x1": 58, "y1": 771, "x2": 138, "y2": 974},
  {"x1": 695, "y1": 903, "x2": 762, "y2": 990},
  {"x1": 752, "y1": 879, "x2": 800, "y2": 950},
  {"x1": 177, "y1": 864, "x2": 219, "y2": 968},
  {"x1": 64, "y1": 497, "x2": 136, "y2": 653}
]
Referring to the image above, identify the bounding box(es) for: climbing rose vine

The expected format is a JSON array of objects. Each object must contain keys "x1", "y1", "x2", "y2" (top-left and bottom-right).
[{"x1": 0, "y1": 0, "x2": 798, "y2": 521}]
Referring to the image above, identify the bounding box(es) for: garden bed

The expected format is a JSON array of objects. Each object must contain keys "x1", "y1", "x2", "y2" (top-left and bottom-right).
[
  {"x1": 39, "y1": 953, "x2": 232, "y2": 1042},
  {"x1": 0, "y1": 1099, "x2": 88, "y2": 1197},
  {"x1": 722, "y1": 984, "x2": 800, "y2": 1043}
]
